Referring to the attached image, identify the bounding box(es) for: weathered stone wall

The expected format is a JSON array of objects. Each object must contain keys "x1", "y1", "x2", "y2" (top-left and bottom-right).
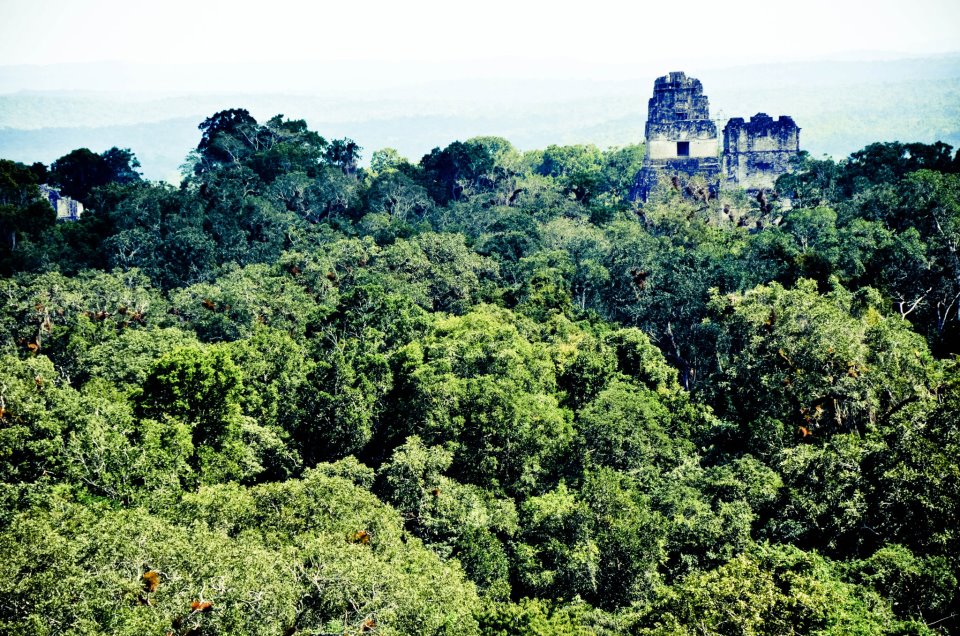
[
  {"x1": 647, "y1": 118, "x2": 719, "y2": 159},
  {"x1": 633, "y1": 71, "x2": 720, "y2": 200},
  {"x1": 39, "y1": 184, "x2": 84, "y2": 221},
  {"x1": 631, "y1": 74, "x2": 801, "y2": 201},
  {"x1": 646, "y1": 71, "x2": 711, "y2": 122},
  {"x1": 721, "y1": 113, "x2": 800, "y2": 192}
]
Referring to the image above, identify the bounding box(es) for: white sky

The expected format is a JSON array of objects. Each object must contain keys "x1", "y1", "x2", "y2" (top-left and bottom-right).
[{"x1": 1, "y1": 0, "x2": 958, "y2": 68}]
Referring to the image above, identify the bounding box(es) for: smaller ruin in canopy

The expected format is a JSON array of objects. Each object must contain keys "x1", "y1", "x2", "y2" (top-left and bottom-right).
[
  {"x1": 722, "y1": 113, "x2": 801, "y2": 192},
  {"x1": 39, "y1": 184, "x2": 84, "y2": 221}
]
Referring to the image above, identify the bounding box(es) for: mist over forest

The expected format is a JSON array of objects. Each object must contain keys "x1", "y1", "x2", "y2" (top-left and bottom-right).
[{"x1": 1, "y1": 54, "x2": 958, "y2": 180}]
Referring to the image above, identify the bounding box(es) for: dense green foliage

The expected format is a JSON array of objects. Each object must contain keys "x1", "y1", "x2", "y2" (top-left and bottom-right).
[{"x1": 1, "y1": 109, "x2": 959, "y2": 634}]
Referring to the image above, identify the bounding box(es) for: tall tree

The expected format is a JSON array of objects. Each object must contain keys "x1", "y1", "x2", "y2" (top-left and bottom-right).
[{"x1": 49, "y1": 147, "x2": 141, "y2": 203}]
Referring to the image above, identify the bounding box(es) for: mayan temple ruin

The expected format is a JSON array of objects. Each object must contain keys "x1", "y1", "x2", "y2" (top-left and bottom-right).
[
  {"x1": 722, "y1": 113, "x2": 801, "y2": 192},
  {"x1": 39, "y1": 184, "x2": 84, "y2": 221},
  {"x1": 632, "y1": 71, "x2": 801, "y2": 200}
]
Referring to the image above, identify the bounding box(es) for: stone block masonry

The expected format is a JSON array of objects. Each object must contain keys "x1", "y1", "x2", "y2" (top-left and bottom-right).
[
  {"x1": 722, "y1": 114, "x2": 801, "y2": 192},
  {"x1": 39, "y1": 184, "x2": 84, "y2": 221},
  {"x1": 633, "y1": 72, "x2": 720, "y2": 200},
  {"x1": 632, "y1": 72, "x2": 801, "y2": 201}
]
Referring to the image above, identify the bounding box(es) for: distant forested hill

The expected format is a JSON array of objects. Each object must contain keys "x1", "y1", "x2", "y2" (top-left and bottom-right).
[{"x1": 0, "y1": 56, "x2": 958, "y2": 180}]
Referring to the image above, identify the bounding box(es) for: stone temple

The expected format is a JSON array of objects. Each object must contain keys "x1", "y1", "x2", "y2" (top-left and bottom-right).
[
  {"x1": 39, "y1": 184, "x2": 84, "y2": 221},
  {"x1": 632, "y1": 71, "x2": 800, "y2": 200},
  {"x1": 722, "y1": 113, "x2": 801, "y2": 192}
]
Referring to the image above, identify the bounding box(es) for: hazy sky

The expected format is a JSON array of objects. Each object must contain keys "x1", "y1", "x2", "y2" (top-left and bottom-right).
[{"x1": 1, "y1": 0, "x2": 958, "y2": 69}]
